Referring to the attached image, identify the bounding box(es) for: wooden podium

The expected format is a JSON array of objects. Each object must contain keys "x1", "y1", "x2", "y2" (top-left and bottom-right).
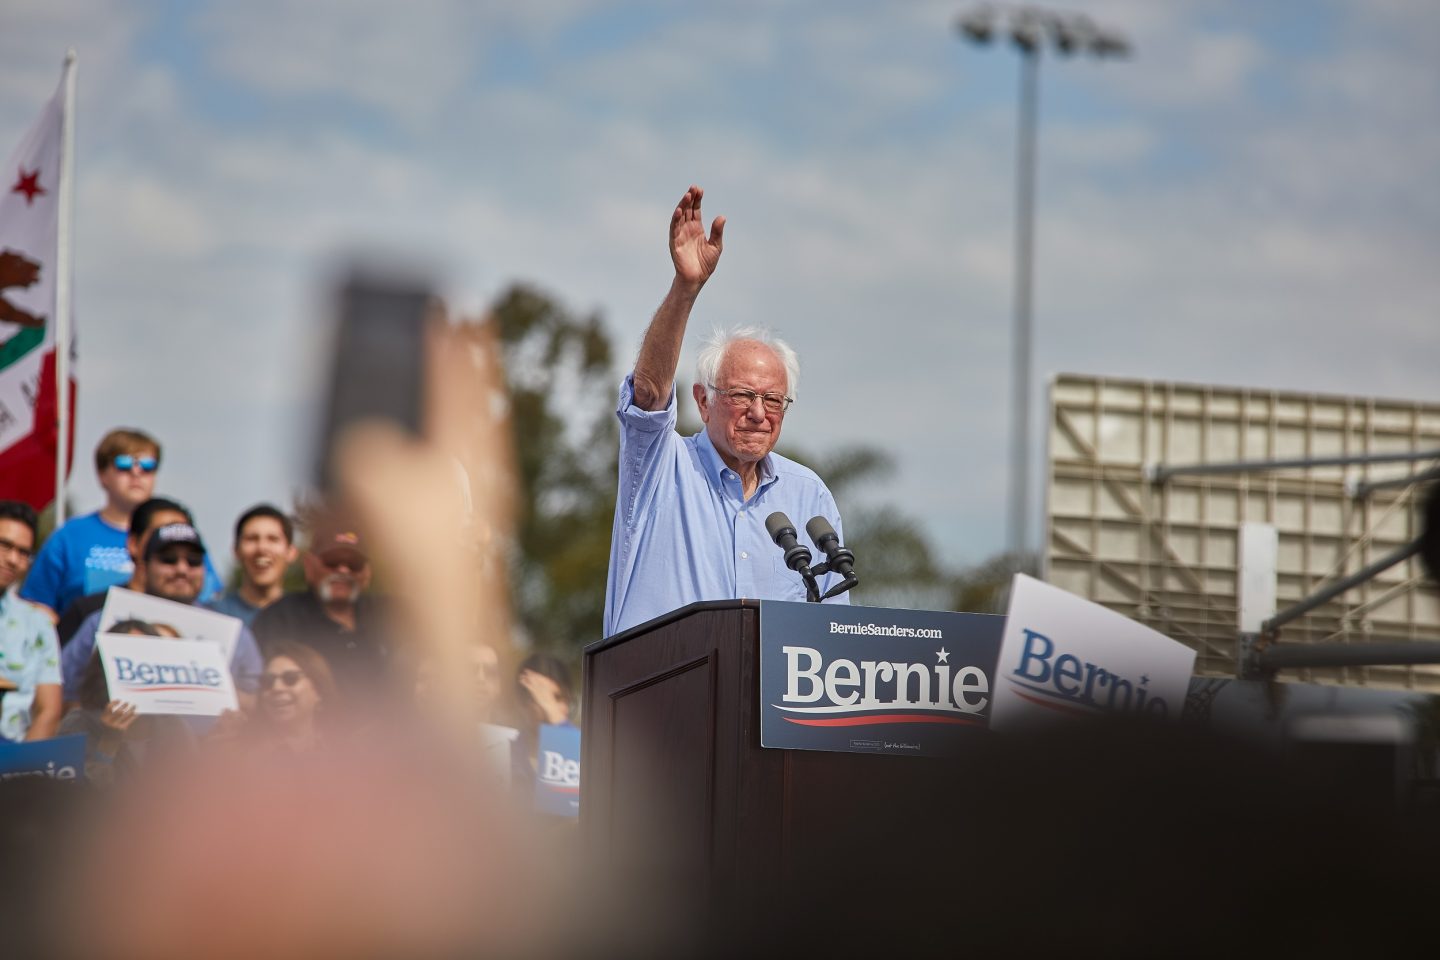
[{"x1": 581, "y1": 600, "x2": 965, "y2": 923}]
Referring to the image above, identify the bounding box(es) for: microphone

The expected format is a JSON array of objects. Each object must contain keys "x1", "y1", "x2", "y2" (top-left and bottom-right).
[
  {"x1": 805, "y1": 516, "x2": 855, "y2": 580},
  {"x1": 765, "y1": 511, "x2": 813, "y2": 575}
]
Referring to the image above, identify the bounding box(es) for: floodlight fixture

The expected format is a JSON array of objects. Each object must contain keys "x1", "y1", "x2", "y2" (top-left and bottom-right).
[
  {"x1": 957, "y1": 6, "x2": 996, "y2": 44},
  {"x1": 1091, "y1": 30, "x2": 1132, "y2": 58}
]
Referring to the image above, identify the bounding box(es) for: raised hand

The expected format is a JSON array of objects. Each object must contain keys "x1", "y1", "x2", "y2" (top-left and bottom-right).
[
  {"x1": 518, "y1": 669, "x2": 570, "y2": 725},
  {"x1": 100, "y1": 700, "x2": 138, "y2": 734},
  {"x1": 669, "y1": 185, "x2": 725, "y2": 287}
]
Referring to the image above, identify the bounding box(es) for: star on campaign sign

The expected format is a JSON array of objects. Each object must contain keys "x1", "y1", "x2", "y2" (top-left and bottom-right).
[{"x1": 10, "y1": 168, "x2": 45, "y2": 205}]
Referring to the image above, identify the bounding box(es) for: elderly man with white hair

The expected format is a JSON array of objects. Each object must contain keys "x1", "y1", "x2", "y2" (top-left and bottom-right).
[{"x1": 603, "y1": 185, "x2": 849, "y2": 637}]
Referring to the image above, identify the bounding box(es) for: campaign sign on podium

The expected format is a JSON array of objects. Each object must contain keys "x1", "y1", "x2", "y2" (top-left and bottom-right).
[
  {"x1": 759, "y1": 601, "x2": 1004, "y2": 757},
  {"x1": 989, "y1": 574, "x2": 1196, "y2": 731}
]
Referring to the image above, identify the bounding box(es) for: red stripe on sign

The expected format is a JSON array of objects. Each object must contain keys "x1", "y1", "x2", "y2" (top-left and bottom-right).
[
  {"x1": 1012, "y1": 688, "x2": 1098, "y2": 718},
  {"x1": 782, "y1": 713, "x2": 983, "y2": 728}
]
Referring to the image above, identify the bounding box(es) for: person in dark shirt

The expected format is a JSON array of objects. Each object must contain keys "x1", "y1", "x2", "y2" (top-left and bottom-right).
[{"x1": 251, "y1": 517, "x2": 391, "y2": 693}]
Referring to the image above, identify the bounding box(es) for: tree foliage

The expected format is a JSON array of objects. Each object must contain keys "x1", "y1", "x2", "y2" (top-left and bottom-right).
[{"x1": 492, "y1": 284, "x2": 618, "y2": 653}]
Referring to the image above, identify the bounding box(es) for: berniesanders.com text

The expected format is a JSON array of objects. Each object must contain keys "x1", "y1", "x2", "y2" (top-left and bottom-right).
[{"x1": 828, "y1": 621, "x2": 943, "y2": 640}]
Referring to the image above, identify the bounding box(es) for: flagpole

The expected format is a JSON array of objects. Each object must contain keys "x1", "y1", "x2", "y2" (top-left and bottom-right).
[{"x1": 52, "y1": 50, "x2": 76, "y2": 525}]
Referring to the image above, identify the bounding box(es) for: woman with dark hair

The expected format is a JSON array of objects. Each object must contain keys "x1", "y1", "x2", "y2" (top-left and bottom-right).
[
  {"x1": 252, "y1": 642, "x2": 339, "y2": 753},
  {"x1": 55, "y1": 619, "x2": 189, "y2": 785}
]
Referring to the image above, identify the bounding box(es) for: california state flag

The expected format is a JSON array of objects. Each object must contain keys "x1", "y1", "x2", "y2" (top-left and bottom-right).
[{"x1": 0, "y1": 60, "x2": 76, "y2": 511}]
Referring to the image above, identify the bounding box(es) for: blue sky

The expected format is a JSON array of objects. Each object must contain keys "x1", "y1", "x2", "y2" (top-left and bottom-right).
[{"x1": 1, "y1": 0, "x2": 1436, "y2": 586}]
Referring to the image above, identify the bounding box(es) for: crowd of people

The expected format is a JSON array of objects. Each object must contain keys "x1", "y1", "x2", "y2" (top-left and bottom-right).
[{"x1": 0, "y1": 425, "x2": 575, "y2": 793}]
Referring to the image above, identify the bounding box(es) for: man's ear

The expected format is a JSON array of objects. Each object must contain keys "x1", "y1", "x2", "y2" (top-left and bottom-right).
[
  {"x1": 126, "y1": 535, "x2": 142, "y2": 563},
  {"x1": 692, "y1": 383, "x2": 709, "y2": 423}
]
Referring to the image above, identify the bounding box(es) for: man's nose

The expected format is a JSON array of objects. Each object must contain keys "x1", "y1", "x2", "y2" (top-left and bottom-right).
[{"x1": 744, "y1": 398, "x2": 767, "y2": 421}]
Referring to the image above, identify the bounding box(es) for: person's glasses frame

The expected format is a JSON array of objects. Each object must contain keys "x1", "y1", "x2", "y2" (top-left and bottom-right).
[
  {"x1": 261, "y1": 669, "x2": 306, "y2": 690},
  {"x1": 707, "y1": 384, "x2": 794, "y2": 414},
  {"x1": 112, "y1": 454, "x2": 159, "y2": 474}
]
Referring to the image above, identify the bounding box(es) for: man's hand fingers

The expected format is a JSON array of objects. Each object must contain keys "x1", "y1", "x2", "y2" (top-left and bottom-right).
[
  {"x1": 678, "y1": 185, "x2": 703, "y2": 222},
  {"x1": 709, "y1": 215, "x2": 726, "y2": 249}
]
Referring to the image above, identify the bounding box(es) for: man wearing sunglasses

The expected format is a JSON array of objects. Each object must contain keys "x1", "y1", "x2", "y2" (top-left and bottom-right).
[
  {"x1": 22, "y1": 428, "x2": 169, "y2": 622},
  {"x1": 60, "y1": 522, "x2": 263, "y2": 709},
  {"x1": 252, "y1": 520, "x2": 391, "y2": 694},
  {"x1": 52, "y1": 497, "x2": 226, "y2": 648},
  {"x1": 603, "y1": 185, "x2": 848, "y2": 637}
]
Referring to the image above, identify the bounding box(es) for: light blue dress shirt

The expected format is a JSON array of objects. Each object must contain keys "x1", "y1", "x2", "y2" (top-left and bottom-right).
[{"x1": 604, "y1": 376, "x2": 849, "y2": 637}]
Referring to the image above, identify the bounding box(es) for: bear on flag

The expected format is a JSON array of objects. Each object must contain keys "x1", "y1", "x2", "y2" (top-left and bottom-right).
[{"x1": 0, "y1": 57, "x2": 76, "y2": 512}]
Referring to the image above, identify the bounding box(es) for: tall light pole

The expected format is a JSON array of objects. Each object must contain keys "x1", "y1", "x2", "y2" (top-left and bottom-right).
[{"x1": 955, "y1": 5, "x2": 1130, "y2": 558}]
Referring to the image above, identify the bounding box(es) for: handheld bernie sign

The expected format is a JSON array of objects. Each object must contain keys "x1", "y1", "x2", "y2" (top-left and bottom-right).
[
  {"x1": 534, "y1": 723, "x2": 581, "y2": 817},
  {"x1": 0, "y1": 735, "x2": 86, "y2": 783},
  {"x1": 759, "y1": 601, "x2": 1004, "y2": 757},
  {"x1": 98, "y1": 587, "x2": 243, "y2": 662},
  {"x1": 989, "y1": 574, "x2": 1196, "y2": 731},
  {"x1": 479, "y1": 723, "x2": 519, "y2": 788},
  {"x1": 97, "y1": 634, "x2": 239, "y2": 717}
]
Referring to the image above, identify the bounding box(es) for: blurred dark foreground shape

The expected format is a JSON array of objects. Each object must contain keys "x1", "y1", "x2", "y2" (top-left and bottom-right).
[
  {"x1": 589, "y1": 716, "x2": 1440, "y2": 959},
  {"x1": 5, "y1": 714, "x2": 1436, "y2": 959}
]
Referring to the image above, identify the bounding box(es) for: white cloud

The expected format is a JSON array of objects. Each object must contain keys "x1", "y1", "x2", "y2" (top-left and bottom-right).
[{"x1": 3, "y1": 0, "x2": 1436, "y2": 571}]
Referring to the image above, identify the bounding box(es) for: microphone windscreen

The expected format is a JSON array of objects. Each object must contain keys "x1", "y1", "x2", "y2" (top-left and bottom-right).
[
  {"x1": 766, "y1": 512, "x2": 796, "y2": 543},
  {"x1": 806, "y1": 515, "x2": 837, "y2": 545}
]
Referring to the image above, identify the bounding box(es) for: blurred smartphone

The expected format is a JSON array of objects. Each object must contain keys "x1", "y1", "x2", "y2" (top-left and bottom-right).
[{"x1": 316, "y1": 270, "x2": 431, "y2": 491}]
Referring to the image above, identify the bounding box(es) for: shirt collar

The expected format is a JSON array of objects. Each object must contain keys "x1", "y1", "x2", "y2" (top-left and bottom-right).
[{"x1": 694, "y1": 428, "x2": 776, "y2": 491}]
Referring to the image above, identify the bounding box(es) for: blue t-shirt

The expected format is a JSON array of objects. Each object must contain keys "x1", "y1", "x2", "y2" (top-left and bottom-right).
[
  {"x1": 20, "y1": 512, "x2": 130, "y2": 616},
  {"x1": 21, "y1": 511, "x2": 224, "y2": 616}
]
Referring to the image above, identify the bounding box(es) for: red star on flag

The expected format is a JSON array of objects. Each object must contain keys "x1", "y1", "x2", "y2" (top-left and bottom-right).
[{"x1": 11, "y1": 168, "x2": 46, "y2": 205}]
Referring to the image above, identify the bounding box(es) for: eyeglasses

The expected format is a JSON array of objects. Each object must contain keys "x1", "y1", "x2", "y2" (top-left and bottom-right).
[
  {"x1": 321, "y1": 554, "x2": 366, "y2": 571},
  {"x1": 707, "y1": 385, "x2": 793, "y2": 414},
  {"x1": 261, "y1": 670, "x2": 305, "y2": 690},
  {"x1": 0, "y1": 537, "x2": 33, "y2": 560},
  {"x1": 112, "y1": 454, "x2": 159, "y2": 474},
  {"x1": 154, "y1": 549, "x2": 204, "y2": 568}
]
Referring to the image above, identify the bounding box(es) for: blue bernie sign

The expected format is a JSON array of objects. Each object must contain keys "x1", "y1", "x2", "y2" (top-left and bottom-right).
[
  {"x1": 534, "y1": 723, "x2": 581, "y2": 817},
  {"x1": 760, "y1": 601, "x2": 1004, "y2": 758},
  {"x1": 0, "y1": 734, "x2": 86, "y2": 783}
]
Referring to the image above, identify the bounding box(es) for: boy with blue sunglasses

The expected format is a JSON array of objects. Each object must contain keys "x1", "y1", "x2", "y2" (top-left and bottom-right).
[{"x1": 21, "y1": 427, "x2": 165, "y2": 621}]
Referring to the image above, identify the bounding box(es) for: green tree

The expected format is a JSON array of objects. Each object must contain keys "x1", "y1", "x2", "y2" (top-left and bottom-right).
[
  {"x1": 948, "y1": 550, "x2": 1039, "y2": 614},
  {"x1": 492, "y1": 284, "x2": 618, "y2": 654}
]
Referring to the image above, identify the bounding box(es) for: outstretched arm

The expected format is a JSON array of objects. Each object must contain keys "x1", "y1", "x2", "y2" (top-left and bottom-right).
[{"x1": 631, "y1": 185, "x2": 726, "y2": 411}]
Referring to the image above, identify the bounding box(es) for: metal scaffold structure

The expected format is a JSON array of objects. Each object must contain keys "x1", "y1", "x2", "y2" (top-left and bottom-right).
[{"x1": 1045, "y1": 373, "x2": 1440, "y2": 690}]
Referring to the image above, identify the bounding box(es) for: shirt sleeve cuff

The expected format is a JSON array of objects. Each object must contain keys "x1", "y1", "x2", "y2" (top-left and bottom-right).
[{"x1": 617, "y1": 374, "x2": 677, "y2": 434}]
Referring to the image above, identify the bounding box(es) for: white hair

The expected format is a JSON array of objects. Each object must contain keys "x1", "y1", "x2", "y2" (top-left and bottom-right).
[{"x1": 694, "y1": 325, "x2": 801, "y2": 402}]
